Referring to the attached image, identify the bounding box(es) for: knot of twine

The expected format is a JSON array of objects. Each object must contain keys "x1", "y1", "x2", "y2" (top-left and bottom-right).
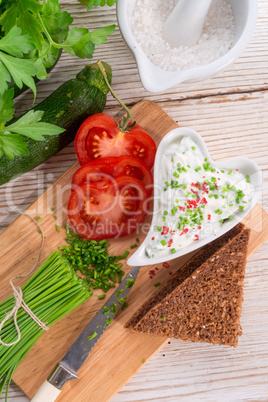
[{"x1": 0, "y1": 209, "x2": 49, "y2": 348}]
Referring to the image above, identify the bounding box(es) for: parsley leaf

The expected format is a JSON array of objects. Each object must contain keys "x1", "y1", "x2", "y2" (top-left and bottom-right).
[
  {"x1": 0, "y1": 26, "x2": 37, "y2": 96},
  {"x1": 88, "y1": 26, "x2": 116, "y2": 46},
  {"x1": 0, "y1": 0, "x2": 44, "y2": 49},
  {"x1": 41, "y1": 0, "x2": 73, "y2": 44},
  {"x1": 6, "y1": 110, "x2": 65, "y2": 141},
  {"x1": 59, "y1": 27, "x2": 95, "y2": 58},
  {"x1": 0, "y1": 88, "x2": 65, "y2": 160},
  {"x1": 0, "y1": 25, "x2": 35, "y2": 57},
  {"x1": 34, "y1": 58, "x2": 49, "y2": 80},
  {"x1": 39, "y1": 17, "x2": 116, "y2": 59},
  {"x1": 0, "y1": 89, "x2": 14, "y2": 125},
  {"x1": 0, "y1": 134, "x2": 29, "y2": 160}
]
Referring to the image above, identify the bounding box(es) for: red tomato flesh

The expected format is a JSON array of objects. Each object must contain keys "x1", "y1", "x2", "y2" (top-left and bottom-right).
[
  {"x1": 67, "y1": 176, "x2": 147, "y2": 240},
  {"x1": 71, "y1": 155, "x2": 153, "y2": 196},
  {"x1": 74, "y1": 113, "x2": 156, "y2": 169}
]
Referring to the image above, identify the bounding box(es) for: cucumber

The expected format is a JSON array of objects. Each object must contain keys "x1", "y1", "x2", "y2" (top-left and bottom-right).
[
  {"x1": 8, "y1": 49, "x2": 62, "y2": 98},
  {"x1": 0, "y1": 61, "x2": 112, "y2": 186}
]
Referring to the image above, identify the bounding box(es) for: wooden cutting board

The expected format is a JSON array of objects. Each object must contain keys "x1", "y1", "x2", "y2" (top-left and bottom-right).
[{"x1": 0, "y1": 101, "x2": 267, "y2": 401}]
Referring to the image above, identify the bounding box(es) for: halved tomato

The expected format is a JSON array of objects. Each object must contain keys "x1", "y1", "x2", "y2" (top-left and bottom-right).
[
  {"x1": 67, "y1": 176, "x2": 148, "y2": 240},
  {"x1": 74, "y1": 113, "x2": 156, "y2": 169},
  {"x1": 71, "y1": 156, "x2": 154, "y2": 196}
]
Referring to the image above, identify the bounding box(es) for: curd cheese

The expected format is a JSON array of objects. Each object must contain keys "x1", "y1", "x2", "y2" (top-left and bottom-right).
[{"x1": 146, "y1": 136, "x2": 252, "y2": 258}]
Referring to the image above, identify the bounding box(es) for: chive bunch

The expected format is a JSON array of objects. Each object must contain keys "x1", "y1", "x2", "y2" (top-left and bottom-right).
[
  {"x1": 59, "y1": 228, "x2": 129, "y2": 293},
  {"x1": 0, "y1": 251, "x2": 92, "y2": 400}
]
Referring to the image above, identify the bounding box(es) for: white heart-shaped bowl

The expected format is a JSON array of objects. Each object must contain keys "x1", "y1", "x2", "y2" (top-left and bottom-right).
[
  {"x1": 116, "y1": 0, "x2": 258, "y2": 92},
  {"x1": 127, "y1": 127, "x2": 262, "y2": 266}
]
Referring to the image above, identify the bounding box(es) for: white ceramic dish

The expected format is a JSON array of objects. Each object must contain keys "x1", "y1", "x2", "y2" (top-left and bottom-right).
[
  {"x1": 116, "y1": 0, "x2": 258, "y2": 92},
  {"x1": 127, "y1": 127, "x2": 262, "y2": 266}
]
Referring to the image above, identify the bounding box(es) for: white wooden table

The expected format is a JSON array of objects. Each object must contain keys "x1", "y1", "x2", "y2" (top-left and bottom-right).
[{"x1": 1, "y1": 1, "x2": 268, "y2": 401}]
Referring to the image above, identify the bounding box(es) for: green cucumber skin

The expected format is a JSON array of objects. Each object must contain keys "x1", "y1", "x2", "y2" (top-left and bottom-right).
[{"x1": 0, "y1": 79, "x2": 107, "y2": 186}]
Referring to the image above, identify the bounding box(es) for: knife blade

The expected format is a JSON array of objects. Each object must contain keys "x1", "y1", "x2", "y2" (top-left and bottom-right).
[{"x1": 31, "y1": 265, "x2": 141, "y2": 402}]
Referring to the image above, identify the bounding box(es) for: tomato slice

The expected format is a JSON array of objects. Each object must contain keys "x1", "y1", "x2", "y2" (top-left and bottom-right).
[
  {"x1": 74, "y1": 113, "x2": 156, "y2": 169},
  {"x1": 71, "y1": 155, "x2": 154, "y2": 196},
  {"x1": 67, "y1": 176, "x2": 148, "y2": 240}
]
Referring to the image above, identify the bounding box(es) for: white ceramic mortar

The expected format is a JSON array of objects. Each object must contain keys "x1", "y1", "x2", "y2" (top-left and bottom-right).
[{"x1": 117, "y1": 0, "x2": 258, "y2": 92}]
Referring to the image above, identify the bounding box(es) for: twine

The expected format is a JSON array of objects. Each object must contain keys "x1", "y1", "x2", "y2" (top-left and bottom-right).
[{"x1": 0, "y1": 209, "x2": 49, "y2": 348}]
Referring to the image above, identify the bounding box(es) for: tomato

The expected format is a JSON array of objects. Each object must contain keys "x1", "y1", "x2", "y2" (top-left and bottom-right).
[
  {"x1": 74, "y1": 113, "x2": 156, "y2": 169},
  {"x1": 67, "y1": 175, "x2": 148, "y2": 240},
  {"x1": 71, "y1": 155, "x2": 153, "y2": 196}
]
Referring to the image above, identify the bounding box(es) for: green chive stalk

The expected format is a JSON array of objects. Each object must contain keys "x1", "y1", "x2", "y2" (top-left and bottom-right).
[{"x1": 0, "y1": 251, "x2": 92, "y2": 400}]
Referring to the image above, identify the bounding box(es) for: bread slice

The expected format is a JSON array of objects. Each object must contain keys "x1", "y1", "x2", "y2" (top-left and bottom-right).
[{"x1": 126, "y1": 224, "x2": 250, "y2": 347}]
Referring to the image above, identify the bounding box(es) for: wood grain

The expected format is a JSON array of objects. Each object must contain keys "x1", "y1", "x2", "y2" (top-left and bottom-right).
[{"x1": 0, "y1": 101, "x2": 266, "y2": 401}]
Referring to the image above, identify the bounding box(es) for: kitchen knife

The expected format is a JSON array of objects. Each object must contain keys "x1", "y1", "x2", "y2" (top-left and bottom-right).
[{"x1": 31, "y1": 265, "x2": 141, "y2": 402}]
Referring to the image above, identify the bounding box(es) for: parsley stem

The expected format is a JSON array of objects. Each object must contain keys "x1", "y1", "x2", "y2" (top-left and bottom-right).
[
  {"x1": 37, "y1": 13, "x2": 60, "y2": 50},
  {"x1": 97, "y1": 60, "x2": 135, "y2": 132}
]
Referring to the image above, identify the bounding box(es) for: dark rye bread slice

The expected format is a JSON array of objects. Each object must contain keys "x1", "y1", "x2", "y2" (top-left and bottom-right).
[
  {"x1": 126, "y1": 226, "x2": 250, "y2": 347},
  {"x1": 126, "y1": 223, "x2": 245, "y2": 330}
]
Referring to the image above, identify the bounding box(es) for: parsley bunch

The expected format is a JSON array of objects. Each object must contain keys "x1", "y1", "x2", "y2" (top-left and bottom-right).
[
  {"x1": 0, "y1": 0, "x2": 115, "y2": 160},
  {"x1": 0, "y1": 0, "x2": 115, "y2": 96}
]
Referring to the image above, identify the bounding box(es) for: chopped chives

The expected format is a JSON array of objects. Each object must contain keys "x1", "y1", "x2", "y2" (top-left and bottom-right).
[
  {"x1": 106, "y1": 318, "x2": 113, "y2": 325},
  {"x1": 126, "y1": 278, "x2": 135, "y2": 288},
  {"x1": 161, "y1": 240, "x2": 167, "y2": 246},
  {"x1": 56, "y1": 225, "x2": 60, "y2": 232},
  {"x1": 121, "y1": 302, "x2": 128, "y2": 310},
  {"x1": 58, "y1": 228, "x2": 128, "y2": 293},
  {"x1": 161, "y1": 317, "x2": 166, "y2": 322},
  {"x1": 110, "y1": 302, "x2": 117, "y2": 314},
  {"x1": 130, "y1": 244, "x2": 138, "y2": 249},
  {"x1": 88, "y1": 332, "x2": 97, "y2": 341},
  {"x1": 154, "y1": 282, "x2": 161, "y2": 287},
  {"x1": 36, "y1": 217, "x2": 41, "y2": 222}
]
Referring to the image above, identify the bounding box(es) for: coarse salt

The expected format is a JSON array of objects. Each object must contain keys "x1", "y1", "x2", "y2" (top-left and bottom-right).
[{"x1": 132, "y1": 0, "x2": 235, "y2": 72}]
